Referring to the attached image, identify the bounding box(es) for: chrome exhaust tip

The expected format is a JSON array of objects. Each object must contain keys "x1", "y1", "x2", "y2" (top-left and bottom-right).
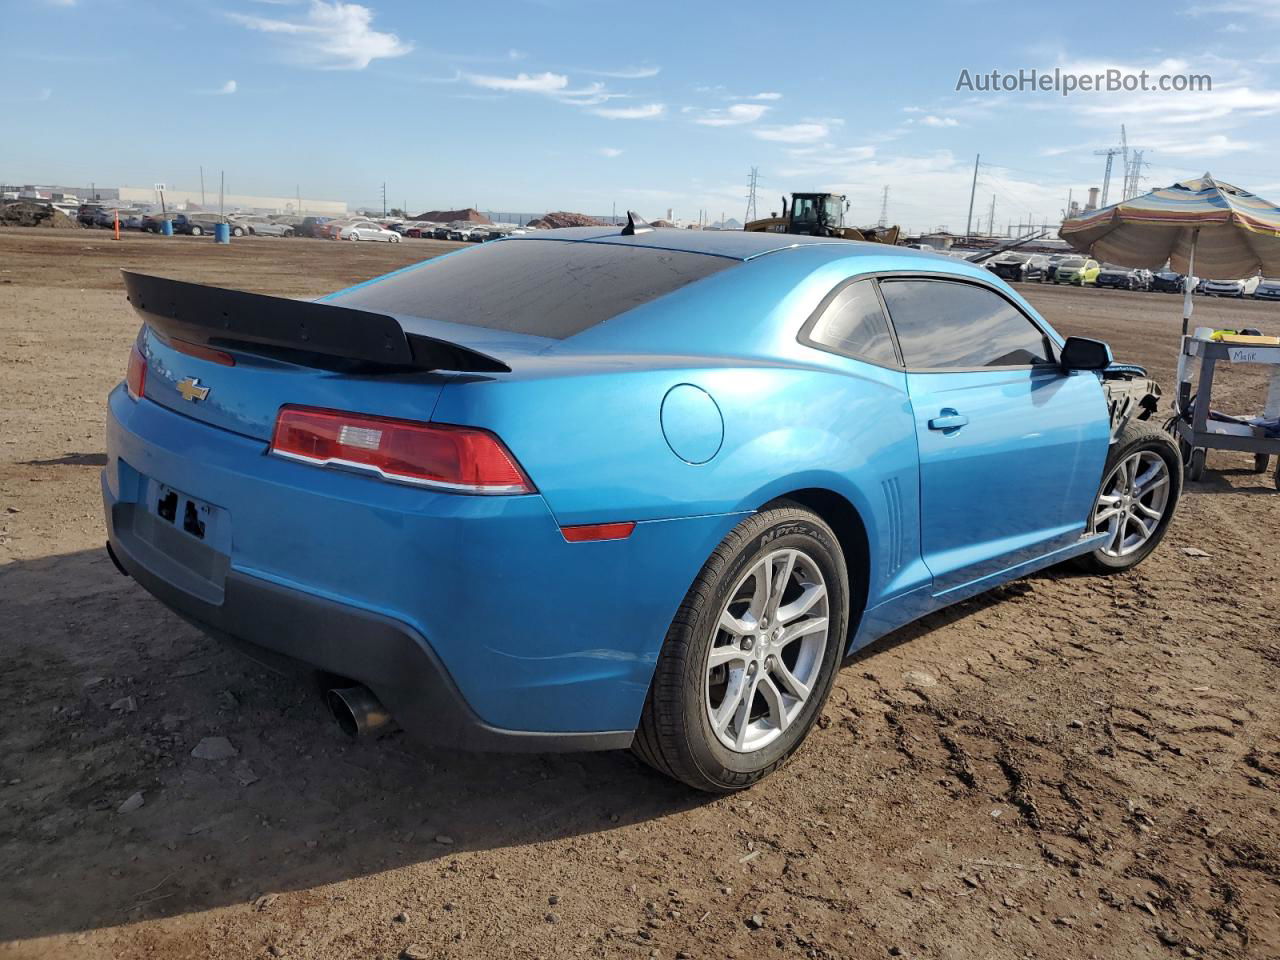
[{"x1": 326, "y1": 685, "x2": 394, "y2": 738}]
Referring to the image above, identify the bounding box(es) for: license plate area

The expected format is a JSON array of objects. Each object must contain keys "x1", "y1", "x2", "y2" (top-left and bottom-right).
[
  {"x1": 150, "y1": 482, "x2": 229, "y2": 552},
  {"x1": 110, "y1": 471, "x2": 232, "y2": 604}
]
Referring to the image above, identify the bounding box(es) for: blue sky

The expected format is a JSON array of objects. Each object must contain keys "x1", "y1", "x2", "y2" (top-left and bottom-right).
[{"x1": 4, "y1": 0, "x2": 1280, "y2": 229}]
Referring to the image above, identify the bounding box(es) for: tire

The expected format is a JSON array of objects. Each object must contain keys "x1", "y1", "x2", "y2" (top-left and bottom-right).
[
  {"x1": 232, "y1": 226, "x2": 245, "y2": 238},
  {"x1": 390, "y1": 234, "x2": 400, "y2": 243},
  {"x1": 1076, "y1": 420, "x2": 1182, "y2": 573},
  {"x1": 1253, "y1": 454, "x2": 1270, "y2": 474},
  {"x1": 633, "y1": 504, "x2": 850, "y2": 792},
  {"x1": 190, "y1": 226, "x2": 203, "y2": 236},
  {"x1": 348, "y1": 233, "x2": 359, "y2": 241}
]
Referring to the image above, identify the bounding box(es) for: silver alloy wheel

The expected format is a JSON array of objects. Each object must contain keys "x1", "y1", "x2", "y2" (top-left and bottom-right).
[
  {"x1": 705, "y1": 548, "x2": 830, "y2": 753},
  {"x1": 1093, "y1": 449, "x2": 1171, "y2": 557}
]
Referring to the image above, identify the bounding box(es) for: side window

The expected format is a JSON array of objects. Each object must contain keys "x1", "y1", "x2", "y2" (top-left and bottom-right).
[
  {"x1": 802, "y1": 279, "x2": 899, "y2": 367},
  {"x1": 878, "y1": 279, "x2": 1054, "y2": 368}
]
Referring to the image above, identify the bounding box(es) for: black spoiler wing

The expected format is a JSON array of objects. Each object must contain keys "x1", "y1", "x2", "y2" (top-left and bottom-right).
[{"x1": 122, "y1": 271, "x2": 510, "y2": 374}]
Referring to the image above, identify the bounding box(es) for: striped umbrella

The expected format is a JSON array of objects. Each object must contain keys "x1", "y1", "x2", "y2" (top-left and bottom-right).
[{"x1": 1059, "y1": 174, "x2": 1280, "y2": 333}]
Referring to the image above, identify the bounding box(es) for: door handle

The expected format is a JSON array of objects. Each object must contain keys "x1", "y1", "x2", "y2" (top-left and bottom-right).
[{"x1": 928, "y1": 409, "x2": 969, "y2": 432}]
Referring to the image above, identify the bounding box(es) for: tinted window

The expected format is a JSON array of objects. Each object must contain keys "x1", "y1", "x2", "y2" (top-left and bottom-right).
[
  {"x1": 331, "y1": 239, "x2": 736, "y2": 339},
  {"x1": 803, "y1": 279, "x2": 898, "y2": 366},
  {"x1": 878, "y1": 279, "x2": 1053, "y2": 368}
]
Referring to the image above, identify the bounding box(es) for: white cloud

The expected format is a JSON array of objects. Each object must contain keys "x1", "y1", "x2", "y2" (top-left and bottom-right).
[
  {"x1": 691, "y1": 103, "x2": 769, "y2": 126},
  {"x1": 579, "y1": 65, "x2": 660, "y2": 79},
  {"x1": 592, "y1": 103, "x2": 665, "y2": 119},
  {"x1": 464, "y1": 71, "x2": 568, "y2": 94},
  {"x1": 217, "y1": 80, "x2": 238, "y2": 95},
  {"x1": 753, "y1": 121, "x2": 832, "y2": 143},
  {"x1": 747, "y1": 91, "x2": 781, "y2": 101},
  {"x1": 920, "y1": 114, "x2": 958, "y2": 127},
  {"x1": 598, "y1": 147, "x2": 624, "y2": 157},
  {"x1": 229, "y1": 1, "x2": 411, "y2": 70},
  {"x1": 45, "y1": 0, "x2": 76, "y2": 6}
]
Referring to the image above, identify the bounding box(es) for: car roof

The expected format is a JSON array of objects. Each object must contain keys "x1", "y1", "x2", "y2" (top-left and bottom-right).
[{"x1": 514, "y1": 226, "x2": 949, "y2": 264}]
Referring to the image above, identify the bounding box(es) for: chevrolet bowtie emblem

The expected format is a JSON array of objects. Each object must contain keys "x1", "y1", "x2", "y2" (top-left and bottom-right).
[{"x1": 176, "y1": 377, "x2": 210, "y2": 403}]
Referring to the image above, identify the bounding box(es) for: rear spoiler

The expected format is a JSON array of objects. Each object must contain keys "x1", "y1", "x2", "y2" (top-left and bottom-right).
[{"x1": 121, "y1": 271, "x2": 510, "y2": 374}]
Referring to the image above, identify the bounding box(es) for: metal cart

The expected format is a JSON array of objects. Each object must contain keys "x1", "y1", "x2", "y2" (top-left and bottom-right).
[{"x1": 1174, "y1": 336, "x2": 1280, "y2": 490}]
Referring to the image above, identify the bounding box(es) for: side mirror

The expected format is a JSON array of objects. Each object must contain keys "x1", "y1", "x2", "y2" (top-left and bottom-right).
[{"x1": 1060, "y1": 336, "x2": 1113, "y2": 371}]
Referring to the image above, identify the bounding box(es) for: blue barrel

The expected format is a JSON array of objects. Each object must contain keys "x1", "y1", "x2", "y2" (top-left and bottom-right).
[
  {"x1": 160, "y1": 220, "x2": 173, "y2": 236},
  {"x1": 214, "y1": 222, "x2": 231, "y2": 244}
]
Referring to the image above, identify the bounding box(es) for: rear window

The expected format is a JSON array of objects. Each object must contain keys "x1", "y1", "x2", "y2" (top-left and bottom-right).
[{"x1": 330, "y1": 238, "x2": 736, "y2": 339}]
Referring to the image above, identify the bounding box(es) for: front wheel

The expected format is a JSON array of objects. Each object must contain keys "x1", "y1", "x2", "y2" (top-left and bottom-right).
[
  {"x1": 190, "y1": 226, "x2": 203, "y2": 236},
  {"x1": 633, "y1": 504, "x2": 849, "y2": 792},
  {"x1": 1076, "y1": 421, "x2": 1182, "y2": 573},
  {"x1": 390, "y1": 234, "x2": 400, "y2": 243}
]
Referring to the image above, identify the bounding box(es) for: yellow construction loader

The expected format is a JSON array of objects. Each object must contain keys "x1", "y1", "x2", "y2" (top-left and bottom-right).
[{"x1": 745, "y1": 192, "x2": 900, "y2": 244}]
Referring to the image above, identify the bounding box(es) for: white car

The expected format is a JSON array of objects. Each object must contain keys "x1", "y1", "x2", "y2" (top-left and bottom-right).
[
  {"x1": 1203, "y1": 276, "x2": 1261, "y2": 297},
  {"x1": 338, "y1": 220, "x2": 402, "y2": 243}
]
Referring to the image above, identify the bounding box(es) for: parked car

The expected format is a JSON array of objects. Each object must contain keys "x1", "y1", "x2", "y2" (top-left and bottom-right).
[
  {"x1": 107, "y1": 231, "x2": 1180, "y2": 792},
  {"x1": 93, "y1": 207, "x2": 132, "y2": 228},
  {"x1": 1203, "y1": 276, "x2": 1261, "y2": 297},
  {"x1": 1150, "y1": 271, "x2": 1186, "y2": 293},
  {"x1": 1053, "y1": 257, "x2": 1100, "y2": 286},
  {"x1": 1043, "y1": 253, "x2": 1077, "y2": 283},
  {"x1": 405, "y1": 222, "x2": 439, "y2": 238},
  {"x1": 1253, "y1": 277, "x2": 1280, "y2": 300},
  {"x1": 986, "y1": 253, "x2": 1050, "y2": 283},
  {"x1": 244, "y1": 219, "x2": 295, "y2": 238},
  {"x1": 140, "y1": 213, "x2": 171, "y2": 233},
  {"x1": 1095, "y1": 264, "x2": 1152, "y2": 290},
  {"x1": 431, "y1": 225, "x2": 453, "y2": 240},
  {"x1": 320, "y1": 219, "x2": 357, "y2": 240},
  {"x1": 986, "y1": 253, "x2": 1029, "y2": 282},
  {"x1": 123, "y1": 213, "x2": 146, "y2": 231},
  {"x1": 295, "y1": 217, "x2": 333, "y2": 239},
  {"x1": 174, "y1": 214, "x2": 247, "y2": 237},
  {"x1": 338, "y1": 220, "x2": 402, "y2": 242},
  {"x1": 78, "y1": 203, "x2": 105, "y2": 226}
]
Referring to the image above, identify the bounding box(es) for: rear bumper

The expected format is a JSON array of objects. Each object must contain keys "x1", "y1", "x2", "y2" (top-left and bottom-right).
[
  {"x1": 104, "y1": 520, "x2": 628, "y2": 752},
  {"x1": 103, "y1": 386, "x2": 743, "y2": 749}
]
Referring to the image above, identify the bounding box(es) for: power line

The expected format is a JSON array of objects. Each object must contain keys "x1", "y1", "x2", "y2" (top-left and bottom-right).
[{"x1": 744, "y1": 166, "x2": 759, "y2": 225}]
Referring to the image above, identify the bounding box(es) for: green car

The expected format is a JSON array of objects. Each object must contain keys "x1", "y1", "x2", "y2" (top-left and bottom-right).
[{"x1": 1053, "y1": 257, "x2": 1100, "y2": 286}]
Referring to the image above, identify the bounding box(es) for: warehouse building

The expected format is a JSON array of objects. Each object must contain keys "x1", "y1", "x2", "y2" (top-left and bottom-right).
[{"x1": 2, "y1": 183, "x2": 347, "y2": 217}]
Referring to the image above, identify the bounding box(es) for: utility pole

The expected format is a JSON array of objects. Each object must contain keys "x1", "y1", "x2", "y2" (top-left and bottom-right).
[
  {"x1": 200, "y1": 167, "x2": 206, "y2": 208},
  {"x1": 219, "y1": 170, "x2": 224, "y2": 217},
  {"x1": 381, "y1": 182, "x2": 387, "y2": 218},
  {"x1": 964, "y1": 154, "x2": 980, "y2": 240},
  {"x1": 878, "y1": 185, "x2": 889, "y2": 228},
  {"x1": 745, "y1": 166, "x2": 759, "y2": 225},
  {"x1": 296, "y1": 184, "x2": 301, "y2": 216},
  {"x1": 988, "y1": 195, "x2": 996, "y2": 237}
]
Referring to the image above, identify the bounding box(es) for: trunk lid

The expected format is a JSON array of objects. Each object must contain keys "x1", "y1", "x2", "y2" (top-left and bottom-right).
[{"x1": 139, "y1": 327, "x2": 456, "y2": 442}]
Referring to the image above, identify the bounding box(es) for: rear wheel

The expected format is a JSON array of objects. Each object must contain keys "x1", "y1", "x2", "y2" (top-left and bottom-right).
[
  {"x1": 633, "y1": 505, "x2": 849, "y2": 792},
  {"x1": 1076, "y1": 421, "x2": 1182, "y2": 573},
  {"x1": 190, "y1": 225, "x2": 203, "y2": 236}
]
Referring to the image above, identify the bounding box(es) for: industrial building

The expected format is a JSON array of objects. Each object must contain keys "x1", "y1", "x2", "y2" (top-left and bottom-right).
[{"x1": 1, "y1": 183, "x2": 347, "y2": 217}]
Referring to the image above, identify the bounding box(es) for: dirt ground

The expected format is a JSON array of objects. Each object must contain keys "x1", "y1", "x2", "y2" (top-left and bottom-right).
[{"x1": 1, "y1": 228, "x2": 1277, "y2": 960}]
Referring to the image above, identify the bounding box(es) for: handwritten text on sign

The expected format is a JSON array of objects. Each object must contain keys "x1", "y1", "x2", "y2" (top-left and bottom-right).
[{"x1": 1227, "y1": 346, "x2": 1280, "y2": 365}]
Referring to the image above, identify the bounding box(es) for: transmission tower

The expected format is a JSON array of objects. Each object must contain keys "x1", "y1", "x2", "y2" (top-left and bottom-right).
[
  {"x1": 878, "y1": 185, "x2": 889, "y2": 228},
  {"x1": 744, "y1": 167, "x2": 759, "y2": 225}
]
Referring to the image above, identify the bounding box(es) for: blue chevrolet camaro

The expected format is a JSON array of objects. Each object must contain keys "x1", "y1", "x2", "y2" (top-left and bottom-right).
[{"x1": 103, "y1": 224, "x2": 1181, "y2": 791}]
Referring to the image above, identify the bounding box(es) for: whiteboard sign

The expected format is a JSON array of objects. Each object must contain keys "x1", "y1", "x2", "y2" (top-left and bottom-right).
[{"x1": 1228, "y1": 346, "x2": 1280, "y2": 365}]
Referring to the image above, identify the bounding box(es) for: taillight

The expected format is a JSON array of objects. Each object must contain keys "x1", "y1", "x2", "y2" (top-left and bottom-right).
[
  {"x1": 125, "y1": 346, "x2": 146, "y2": 400},
  {"x1": 269, "y1": 405, "x2": 534, "y2": 495}
]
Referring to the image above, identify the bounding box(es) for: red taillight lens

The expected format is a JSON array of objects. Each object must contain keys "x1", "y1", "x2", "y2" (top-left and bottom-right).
[
  {"x1": 125, "y1": 346, "x2": 146, "y2": 400},
  {"x1": 560, "y1": 522, "x2": 636, "y2": 543},
  {"x1": 269, "y1": 406, "x2": 534, "y2": 494}
]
